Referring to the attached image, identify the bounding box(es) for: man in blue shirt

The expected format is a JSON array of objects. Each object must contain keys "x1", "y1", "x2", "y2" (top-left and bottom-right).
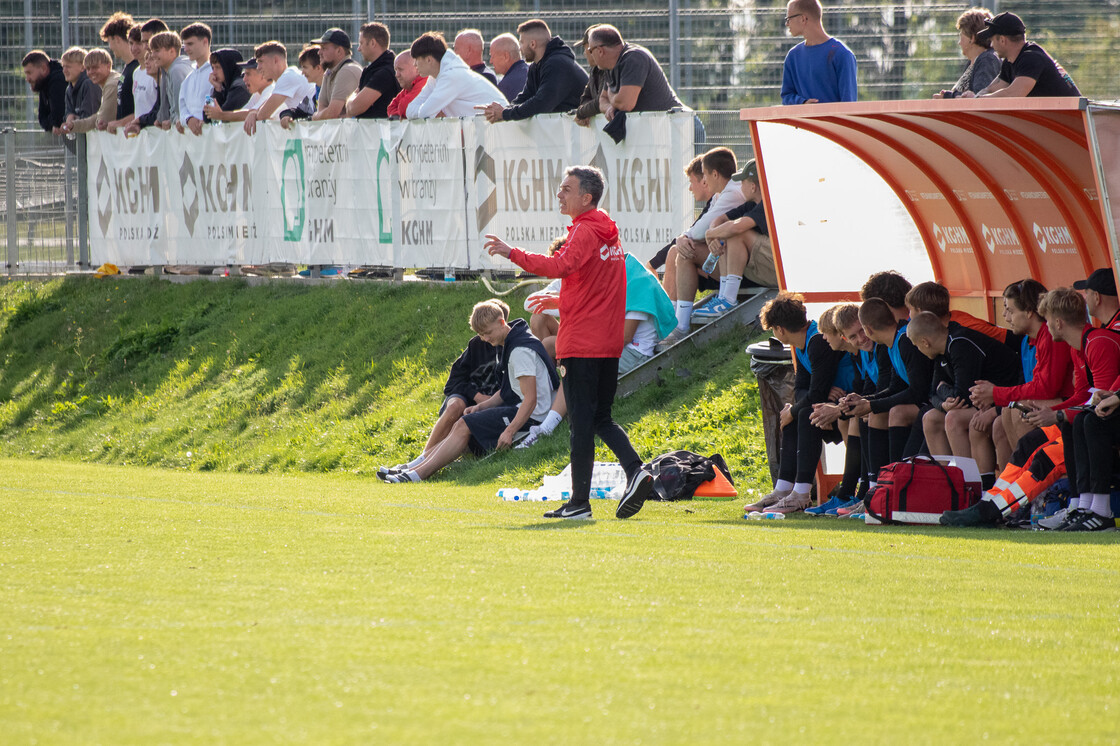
[{"x1": 781, "y1": 0, "x2": 858, "y2": 105}]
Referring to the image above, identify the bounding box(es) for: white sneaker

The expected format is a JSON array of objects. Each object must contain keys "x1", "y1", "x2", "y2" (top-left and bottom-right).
[
  {"x1": 515, "y1": 426, "x2": 543, "y2": 450},
  {"x1": 767, "y1": 491, "x2": 812, "y2": 514},
  {"x1": 1037, "y1": 507, "x2": 1069, "y2": 530},
  {"x1": 658, "y1": 327, "x2": 689, "y2": 350}
]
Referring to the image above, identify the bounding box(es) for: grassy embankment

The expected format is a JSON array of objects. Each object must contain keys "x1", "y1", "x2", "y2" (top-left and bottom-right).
[{"x1": 0, "y1": 277, "x2": 770, "y2": 489}]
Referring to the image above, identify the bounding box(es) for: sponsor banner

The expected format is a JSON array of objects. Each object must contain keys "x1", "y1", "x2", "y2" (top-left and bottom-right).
[
  {"x1": 88, "y1": 114, "x2": 691, "y2": 269},
  {"x1": 261, "y1": 119, "x2": 394, "y2": 266},
  {"x1": 465, "y1": 114, "x2": 576, "y2": 270},
  {"x1": 392, "y1": 118, "x2": 468, "y2": 269},
  {"x1": 89, "y1": 124, "x2": 262, "y2": 265},
  {"x1": 575, "y1": 111, "x2": 693, "y2": 263}
]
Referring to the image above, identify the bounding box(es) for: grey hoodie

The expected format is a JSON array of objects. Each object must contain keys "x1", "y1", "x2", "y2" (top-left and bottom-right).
[{"x1": 158, "y1": 55, "x2": 194, "y2": 123}]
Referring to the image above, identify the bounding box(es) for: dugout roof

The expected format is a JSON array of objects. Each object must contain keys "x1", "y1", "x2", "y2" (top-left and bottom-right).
[{"x1": 741, "y1": 98, "x2": 1120, "y2": 320}]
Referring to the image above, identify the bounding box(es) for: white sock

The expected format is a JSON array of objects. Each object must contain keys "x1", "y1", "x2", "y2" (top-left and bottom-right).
[
  {"x1": 1089, "y1": 493, "x2": 1112, "y2": 517},
  {"x1": 404, "y1": 470, "x2": 421, "y2": 483},
  {"x1": 1069, "y1": 496, "x2": 1080, "y2": 511},
  {"x1": 539, "y1": 410, "x2": 563, "y2": 435},
  {"x1": 675, "y1": 300, "x2": 693, "y2": 331},
  {"x1": 792, "y1": 482, "x2": 812, "y2": 495},
  {"x1": 774, "y1": 479, "x2": 794, "y2": 493},
  {"x1": 406, "y1": 454, "x2": 425, "y2": 468},
  {"x1": 721, "y1": 275, "x2": 742, "y2": 304}
]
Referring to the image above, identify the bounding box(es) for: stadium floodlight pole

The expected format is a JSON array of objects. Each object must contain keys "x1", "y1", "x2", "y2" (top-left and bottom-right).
[
  {"x1": 60, "y1": 0, "x2": 69, "y2": 50},
  {"x1": 669, "y1": 0, "x2": 680, "y2": 92}
]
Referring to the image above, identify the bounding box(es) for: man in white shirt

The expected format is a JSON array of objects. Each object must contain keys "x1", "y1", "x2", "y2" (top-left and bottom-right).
[
  {"x1": 178, "y1": 22, "x2": 212, "y2": 135},
  {"x1": 243, "y1": 41, "x2": 315, "y2": 135},
  {"x1": 664, "y1": 147, "x2": 748, "y2": 343},
  {"x1": 406, "y1": 32, "x2": 507, "y2": 119}
]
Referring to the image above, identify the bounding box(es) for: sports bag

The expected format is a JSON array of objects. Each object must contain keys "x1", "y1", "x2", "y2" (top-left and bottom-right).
[
  {"x1": 865, "y1": 455, "x2": 979, "y2": 525},
  {"x1": 646, "y1": 450, "x2": 734, "y2": 501}
]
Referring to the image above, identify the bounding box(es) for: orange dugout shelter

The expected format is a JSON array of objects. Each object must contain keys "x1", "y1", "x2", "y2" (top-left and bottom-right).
[{"x1": 740, "y1": 98, "x2": 1120, "y2": 319}]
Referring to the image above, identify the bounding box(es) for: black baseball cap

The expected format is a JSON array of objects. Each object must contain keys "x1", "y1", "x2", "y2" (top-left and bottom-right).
[
  {"x1": 236, "y1": 58, "x2": 258, "y2": 70},
  {"x1": 975, "y1": 12, "x2": 1027, "y2": 43},
  {"x1": 313, "y1": 28, "x2": 351, "y2": 49},
  {"x1": 1073, "y1": 268, "x2": 1118, "y2": 296}
]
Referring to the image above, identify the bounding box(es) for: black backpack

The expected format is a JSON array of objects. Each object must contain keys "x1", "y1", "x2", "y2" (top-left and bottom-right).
[{"x1": 646, "y1": 450, "x2": 734, "y2": 501}]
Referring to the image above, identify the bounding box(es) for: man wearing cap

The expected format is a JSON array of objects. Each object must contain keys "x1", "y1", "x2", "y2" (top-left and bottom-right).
[
  {"x1": 313, "y1": 28, "x2": 362, "y2": 120},
  {"x1": 1074, "y1": 268, "x2": 1120, "y2": 332},
  {"x1": 242, "y1": 41, "x2": 315, "y2": 134},
  {"x1": 964, "y1": 12, "x2": 1080, "y2": 98},
  {"x1": 479, "y1": 19, "x2": 587, "y2": 124},
  {"x1": 406, "y1": 32, "x2": 507, "y2": 119},
  {"x1": 697, "y1": 158, "x2": 778, "y2": 319}
]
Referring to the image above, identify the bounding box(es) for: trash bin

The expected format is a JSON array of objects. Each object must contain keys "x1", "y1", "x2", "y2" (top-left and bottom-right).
[{"x1": 747, "y1": 337, "x2": 794, "y2": 486}]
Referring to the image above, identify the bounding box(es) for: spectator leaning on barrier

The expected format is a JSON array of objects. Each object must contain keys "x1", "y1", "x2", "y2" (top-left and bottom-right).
[
  {"x1": 22, "y1": 50, "x2": 67, "y2": 133},
  {"x1": 149, "y1": 31, "x2": 193, "y2": 130},
  {"x1": 965, "y1": 12, "x2": 1081, "y2": 98},
  {"x1": 178, "y1": 23, "x2": 213, "y2": 136},
  {"x1": 490, "y1": 33, "x2": 527, "y2": 101},
  {"x1": 484, "y1": 166, "x2": 656, "y2": 521},
  {"x1": 238, "y1": 60, "x2": 276, "y2": 113},
  {"x1": 587, "y1": 24, "x2": 684, "y2": 122},
  {"x1": 99, "y1": 12, "x2": 136, "y2": 126},
  {"x1": 106, "y1": 25, "x2": 148, "y2": 133},
  {"x1": 480, "y1": 19, "x2": 588, "y2": 124},
  {"x1": 65, "y1": 48, "x2": 119, "y2": 134},
  {"x1": 123, "y1": 18, "x2": 170, "y2": 134},
  {"x1": 572, "y1": 26, "x2": 608, "y2": 127},
  {"x1": 454, "y1": 29, "x2": 498, "y2": 87},
  {"x1": 934, "y1": 7, "x2": 1001, "y2": 99},
  {"x1": 297, "y1": 45, "x2": 324, "y2": 112},
  {"x1": 59, "y1": 47, "x2": 99, "y2": 135},
  {"x1": 406, "y1": 32, "x2": 508, "y2": 119},
  {"x1": 313, "y1": 28, "x2": 362, "y2": 121},
  {"x1": 781, "y1": 0, "x2": 858, "y2": 104},
  {"x1": 386, "y1": 51, "x2": 425, "y2": 119},
  {"x1": 346, "y1": 22, "x2": 400, "y2": 119},
  {"x1": 243, "y1": 41, "x2": 315, "y2": 133},
  {"x1": 203, "y1": 49, "x2": 250, "y2": 120}
]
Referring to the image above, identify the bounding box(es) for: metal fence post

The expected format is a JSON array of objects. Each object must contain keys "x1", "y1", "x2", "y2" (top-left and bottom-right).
[
  {"x1": 63, "y1": 144, "x2": 74, "y2": 266},
  {"x1": 669, "y1": 0, "x2": 680, "y2": 92},
  {"x1": 77, "y1": 133, "x2": 89, "y2": 269},
  {"x1": 5, "y1": 129, "x2": 17, "y2": 276}
]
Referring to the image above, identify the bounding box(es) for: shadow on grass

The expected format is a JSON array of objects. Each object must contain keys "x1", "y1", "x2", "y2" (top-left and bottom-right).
[
  {"x1": 699, "y1": 516, "x2": 1120, "y2": 544},
  {"x1": 507, "y1": 519, "x2": 599, "y2": 530}
]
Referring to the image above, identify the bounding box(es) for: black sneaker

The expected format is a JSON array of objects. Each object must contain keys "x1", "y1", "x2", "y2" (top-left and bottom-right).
[
  {"x1": 616, "y1": 469, "x2": 653, "y2": 519},
  {"x1": 1059, "y1": 510, "x2": 1116, "y2": 532},
  {"x1": 543, "y1": 501, "x2": 593, "y2": 520},
  {"x1": 939, "y1": 500, "x2": 1001, "y2": 527}
]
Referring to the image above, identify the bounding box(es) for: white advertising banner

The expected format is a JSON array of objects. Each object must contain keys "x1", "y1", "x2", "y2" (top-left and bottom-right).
[
  {"x1": 391, "y1": 117, "x2": 469, "y2": 269},
  {"x1": 88, "y1": 123, "x2": 264, "y2": 265},
  {"x1": 87, "y1": 113, "x2": 691, "y2": 269},
  {"x1": 575, "y1": 111, "x2": 694, "y2": 263},
  {"x1": 261, "y1": 119, "x2": 395, "y2": 266}
]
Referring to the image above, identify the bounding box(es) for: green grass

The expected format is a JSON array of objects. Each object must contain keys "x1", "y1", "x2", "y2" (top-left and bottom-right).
[
  {"x1": 2, "y1": 459, "x2": 1118, "y2": 744},
  {"x1": 0, "y1": 277, "x2": 771, "y2": 489}
]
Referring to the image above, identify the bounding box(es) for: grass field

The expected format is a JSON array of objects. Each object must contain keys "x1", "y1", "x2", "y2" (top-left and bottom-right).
[{"x1": 3, "y1": 459, "x2": 1118, "y2": 744}]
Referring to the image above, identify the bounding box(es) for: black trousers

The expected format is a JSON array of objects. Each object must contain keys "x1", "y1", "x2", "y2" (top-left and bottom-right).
[
  {"x1": 778, "y1": 406, "x2": 830, "y2": 484},
  {"x1": 1071, "y1": 410, "x2": 1120, "y2": 494},
  {"x1": 560, "y1": 357, "x2": 643, "y2": 504}
]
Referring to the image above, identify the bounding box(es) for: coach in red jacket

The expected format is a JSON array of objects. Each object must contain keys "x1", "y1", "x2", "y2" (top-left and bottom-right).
[{"x1": 485, "y1": 166, "x2": 654, "y2": 520}]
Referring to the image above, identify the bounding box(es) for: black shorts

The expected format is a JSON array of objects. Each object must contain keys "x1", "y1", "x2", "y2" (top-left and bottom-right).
[
  {"x1": 462, "y1": 406, "x2": 537, "y2": 456},
  {"x1": 698, "y1": 274, "x2": 719, "y2": 291}
]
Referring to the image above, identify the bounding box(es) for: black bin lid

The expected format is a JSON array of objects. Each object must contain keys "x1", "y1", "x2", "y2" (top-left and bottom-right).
[{"x1": 746, "y1": 337, "x2": 791, "y2": 363}]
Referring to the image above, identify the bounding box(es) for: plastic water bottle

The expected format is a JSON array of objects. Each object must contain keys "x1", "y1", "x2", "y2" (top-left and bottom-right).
[
  {"x1": 444, "y1": 268, "x2": 455, "y2": 282},
  {"x1": 497, "y1": 488, "x2": 524, "y2": 501},
  {"x1": 204, "y1": 95, "x2": 216, "y2": 124},
  {"x1": 701, "y1": 244, "x2": 722, "y2": 274},
  {"x1": 1030, "y1": 495, "x2": 1045, "y2": 530}
]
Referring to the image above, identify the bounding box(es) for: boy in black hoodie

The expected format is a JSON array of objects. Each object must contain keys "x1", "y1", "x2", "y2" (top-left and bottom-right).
[
  {"x1": 204, "y1": 48, "x2": 251, "y2": 118},
  {"x1": 380, "y1": 300, "x2": 558, "y2": 483}
]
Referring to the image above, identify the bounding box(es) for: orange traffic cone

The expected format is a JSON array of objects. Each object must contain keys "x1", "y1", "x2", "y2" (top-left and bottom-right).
[{"x1": 693, "y1": 467, "x2": 738, "y2": 500}]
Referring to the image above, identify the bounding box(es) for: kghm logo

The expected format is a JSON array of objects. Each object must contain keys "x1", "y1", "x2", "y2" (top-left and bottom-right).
[
  {"x1": 981, "y1": 223, "x2": 1019, "y2": 254},
  {"x1": 1033, "y1": 222, "x2": 1073, "y2": 253},
  {"x1": 932, "y1": 223, "x2": 969, "y2": 253},
  {"x1": 179, "y1": 153, "x2": 199, "y2": 236},
  {"x1": 95, "y1": 158, "x2": 112, "y2": 236},
  {"x1": 475, "y1": 145, "x2": 496, "y2": 231},
  {"x1": 281, "y1": 139, "x2": 306, "y2": 242}
]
